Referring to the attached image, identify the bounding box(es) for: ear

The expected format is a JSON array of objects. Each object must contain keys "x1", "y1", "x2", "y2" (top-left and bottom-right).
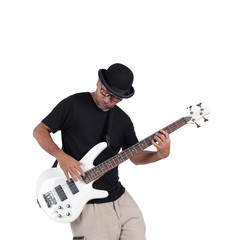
[{"x1": 97, "y1": 78, "x2": 100, "y2": 86}]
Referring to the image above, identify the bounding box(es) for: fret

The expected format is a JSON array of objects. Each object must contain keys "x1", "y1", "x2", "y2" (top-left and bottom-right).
[
  {"x1": 140, "y1": 140, "x2": 148, "y2": 148},
  {"x1": 171, "y1": 124, "x2": 176, "y2": 131},
  {"x1": 115, "y1": 155, "x2": 120, "y2": 164},
  {"x1": 111, "y1": 161, "x2": 115, "y2": 168},
  {"x1": 132, "y1": 145, "x2": 138, "y2": 154},
  {"x1": 128, "y1": 147, "x2": 136, "y2": 157},
  {"x1": 115, "y1": 156, "x2": 120, "y2": 164},
  {"x1": 127, "y1": 148, "x2": 135, "y2": 157},
  {"x1": 87, "y1": 171, "x2": 92, "y2": 181},
  {"x1": 103, "y1": 161, "x2": 110, "y2": 170},
  {"x1": 147, "y1": 136, "x2": 153, "y2": 145},
  {"x1": 120, "y1": 155, "x2": 125, "y2": 162},
  {"x1": 121, "y1": 151, "x2": 128, "y2": 161},
  {"x1": 105, "y1": 159, "x2": 111, "y2": 168},
  {"x1": 139, "y1": 142, "x2": 144, "y2": 150},
  {"x1": 165, "y1": 126, "x2": 171, "y2": 134},
  {"x1": 135, "y1": 144, "x2": 142, "y2": 152},
  {"x1": 86, "y1": 170, "x2": 93, "y2": 179},
  {"x1": 100, "y1": 164, "x2": 105, "y2": 172}
]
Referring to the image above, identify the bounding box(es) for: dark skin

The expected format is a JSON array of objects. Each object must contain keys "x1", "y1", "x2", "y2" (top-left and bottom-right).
[{"x1": 33, "y1": 79, "x2": 171, "y2": 182}]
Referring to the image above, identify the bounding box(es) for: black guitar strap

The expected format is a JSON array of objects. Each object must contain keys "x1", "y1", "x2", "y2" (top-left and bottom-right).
[
  {"x1": 106, "y1": 107, "x2": 115, "y2": 147},
  {"x1": 52, "y1": 158, "x2": 58, "y2": 168},
  {"x1": 52, "y1": 107, "x2": 115, "y2": 168}
]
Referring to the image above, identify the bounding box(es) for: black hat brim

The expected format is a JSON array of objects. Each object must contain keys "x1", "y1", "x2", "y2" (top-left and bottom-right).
[{"x1": 98, "y1": 69, "x2": 135, "y2": 99}]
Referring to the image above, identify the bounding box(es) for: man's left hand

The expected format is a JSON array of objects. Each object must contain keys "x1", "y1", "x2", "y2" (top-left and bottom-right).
[{"x1": 152, "y1": 129, "x2": 171, "y2": 159}]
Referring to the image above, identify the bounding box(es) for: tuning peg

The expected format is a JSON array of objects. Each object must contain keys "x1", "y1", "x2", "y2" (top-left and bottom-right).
[
  {"x1": 196, "y1": 103, "x2": 202, "y2": 108},
  {"x1": 195, "y1": 122, "x2": 201, "y2": 128},
  {"x1": 203, "y1": 116, "x2": 208, "y2": 122},
  {"x1": 196, "y1": 102, "x2": 204, "y2": 111},
  {"x1": 187, "y1": 106, "x2": 193, "y2": 114}
]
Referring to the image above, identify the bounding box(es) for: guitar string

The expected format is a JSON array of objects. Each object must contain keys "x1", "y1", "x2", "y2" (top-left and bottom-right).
[
  {"x1": 46, "y1": 118, "x2": 187, "y2": 196},
  {"x1": 49, "y1": 130, "x2": 185, "y2": 196},
  {"x1": 47, "y1": 120, "x2": 187, "y2": 196}
]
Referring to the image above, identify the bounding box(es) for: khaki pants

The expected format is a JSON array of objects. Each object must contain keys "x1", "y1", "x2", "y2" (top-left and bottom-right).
[{"x1": 71, "y1": 191, "x2": 146, "y2": 240}]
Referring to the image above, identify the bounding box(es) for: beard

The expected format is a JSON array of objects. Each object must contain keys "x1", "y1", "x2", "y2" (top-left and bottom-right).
[{"x1": 94, "y1": 91, "x2": 114, "y2": 111}]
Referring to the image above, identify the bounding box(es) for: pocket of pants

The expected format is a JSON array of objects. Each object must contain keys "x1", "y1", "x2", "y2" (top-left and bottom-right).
[{"x1": 73, "y1": 237, "x2": 85, "y2": 240}]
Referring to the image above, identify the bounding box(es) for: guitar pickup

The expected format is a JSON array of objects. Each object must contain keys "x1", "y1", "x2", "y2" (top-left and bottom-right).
[
  {"x1": 55, "y1": 185, "x2": 68, "y2": 201},
  {"x1": 67, "y1": 179, "x2": 79, "y2": 195}
]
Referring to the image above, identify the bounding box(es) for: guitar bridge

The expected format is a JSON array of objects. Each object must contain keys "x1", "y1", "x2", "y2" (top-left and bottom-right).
[{"x1": 43, "y1": 191, "x2": 57, "y2": 208}]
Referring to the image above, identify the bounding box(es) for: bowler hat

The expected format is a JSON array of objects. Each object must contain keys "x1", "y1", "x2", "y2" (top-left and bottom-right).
[{"x1": 98, "y1": 63, "x2": 135, "y2": 98}]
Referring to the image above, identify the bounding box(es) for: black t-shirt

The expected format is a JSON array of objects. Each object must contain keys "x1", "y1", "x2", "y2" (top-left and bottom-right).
[{"x1": 42, "y1": 92, "x2": 138, "y2": 203}]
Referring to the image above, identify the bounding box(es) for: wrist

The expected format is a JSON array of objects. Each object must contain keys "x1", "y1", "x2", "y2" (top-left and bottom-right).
[{"x1": 54, "y1": 148, "x2": 65, "y2": 160}]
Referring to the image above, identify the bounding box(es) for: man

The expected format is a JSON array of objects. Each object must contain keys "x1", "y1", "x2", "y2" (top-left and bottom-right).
[{"x1": 33, "y1": 63, "x2": 171, "y2": 240}]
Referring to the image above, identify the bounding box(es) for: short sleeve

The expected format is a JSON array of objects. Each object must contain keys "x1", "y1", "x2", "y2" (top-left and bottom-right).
[
  {"x1": 42, "y1": 96, "x2": 73, "y2": 133},
  {"x1": 122, "y1": 117, "x2": 138, "y2": 150}
]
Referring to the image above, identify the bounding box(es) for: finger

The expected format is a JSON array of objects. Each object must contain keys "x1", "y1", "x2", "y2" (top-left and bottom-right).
[
  {"x1": 152, "y1": 139, "x2": 162, "y2": 149},
  {"x1": 69, "y1": 169, "x2": 81, "y2": 182},
  {"x1": 154, "y1": 135, "x2": 163, "y2": 143},
  {"x1": 159, "y1": 131, "x2": 171, "y2": 146},
  {"x1": 75, "y1": 165, "x2": 85, "y2": 176},
  {"x1": 63, "y1": 170, "x2": 71, "y2": 182},
  {"x1": 159, "y1": 129, "x2": 169, "y2": 139},
  {"x1": 73, "y1": 166, "x2": 84, "y2": 180},
  {"x1": 156, "y1": 133, "x2": 165, "y2": 142}
]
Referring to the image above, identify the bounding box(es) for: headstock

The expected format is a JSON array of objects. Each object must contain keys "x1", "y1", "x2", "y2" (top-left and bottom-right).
[{"x1": 184, "y1": 103, "x2": 210, "y2": 128}]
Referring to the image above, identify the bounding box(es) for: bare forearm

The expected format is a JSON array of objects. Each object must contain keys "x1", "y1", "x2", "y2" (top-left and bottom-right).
[
  {"x1": 130, "y1": 150, "x2": 162, "y2": 165},
  {"x1": 33, "y1": 123, "x2": 62, "y2": 158}
]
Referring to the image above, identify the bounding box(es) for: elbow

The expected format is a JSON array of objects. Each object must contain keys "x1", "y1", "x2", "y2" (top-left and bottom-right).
[
  {"x1": 33, "y1": 122, "x2": 52, "y2": 140},
  {"x1": 130, "y1": 152, "x2": 145, "y2": 165},
  {"x1": 130, "y1": 157, "x2": 141, "y2": 165},
  {"x1": 33, "y1": 125, "x2": 39, "y2": 139},
  {"x1": 33, "y1": 123, "x2": 45, "y2": 140},
  {"x1": 133, "y1": 162, "x2": 141, "y2": 166},
  {"x1": 131, "y1": 160, "x2": 138, "y2": 165}
]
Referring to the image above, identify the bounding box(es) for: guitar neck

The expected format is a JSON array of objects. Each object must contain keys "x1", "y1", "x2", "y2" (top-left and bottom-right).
[{"x1": 83, "y1": 117, "x2": 188, "y2": 184}]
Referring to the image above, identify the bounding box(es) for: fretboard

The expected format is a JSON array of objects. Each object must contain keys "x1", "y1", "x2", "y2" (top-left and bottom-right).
[{"x1": 83, "y1": 117, "x2": 187, "y2": 184}]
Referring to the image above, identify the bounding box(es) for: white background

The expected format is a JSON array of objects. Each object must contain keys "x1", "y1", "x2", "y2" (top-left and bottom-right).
[{"x1": 1, "y1": 0, "x2": 240, "y2": 239}]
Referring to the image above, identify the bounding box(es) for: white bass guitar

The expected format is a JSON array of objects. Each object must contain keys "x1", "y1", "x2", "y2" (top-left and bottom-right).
[{"x1": 36, "y1": 103, "x2": 210, "y2": 223}]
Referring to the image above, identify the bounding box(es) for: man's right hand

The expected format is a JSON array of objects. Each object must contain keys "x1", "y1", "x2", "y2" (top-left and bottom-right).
[{"x1": 56, "y1": 151, "x2": 85, "y2": 182}]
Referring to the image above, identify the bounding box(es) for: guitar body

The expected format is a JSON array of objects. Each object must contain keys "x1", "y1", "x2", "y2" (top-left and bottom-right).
[{"x1": 36, "y1": 142, "x2": 109, "y2": 223}]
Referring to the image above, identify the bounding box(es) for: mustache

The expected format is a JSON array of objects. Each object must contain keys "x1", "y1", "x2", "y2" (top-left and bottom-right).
[
  {"x1": 102, "y1": 101, "x2": 113, "y2": 110},
  {"x1": 96, "y1": 100, "x2": 114, "y2": 111}
]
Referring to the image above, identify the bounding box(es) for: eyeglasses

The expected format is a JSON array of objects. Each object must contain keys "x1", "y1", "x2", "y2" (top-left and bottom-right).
[{"x1": 99, "y1": 83, "x2": 122, "y2": 103}]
